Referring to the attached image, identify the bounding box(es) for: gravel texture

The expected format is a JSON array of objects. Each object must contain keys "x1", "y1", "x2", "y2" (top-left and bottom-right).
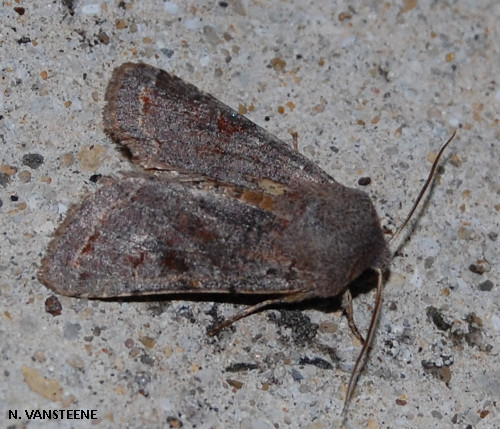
[{"x1": 1, "y1": 1, "x2": 499, "y2": 428}]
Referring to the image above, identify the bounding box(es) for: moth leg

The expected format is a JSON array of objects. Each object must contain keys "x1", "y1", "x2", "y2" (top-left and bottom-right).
[
  {"x1": 207, "y1": 291, "x2": 310, "y2": 336},
  {"x1": 342, "y1": 289, "x2": 366, "y2": 344},
  {"x1": 291, "y1": 131, "x2": 299, "y2": 152},
  {"x1": 341, "y1": 268, "x2": 383, "y2": 421}
]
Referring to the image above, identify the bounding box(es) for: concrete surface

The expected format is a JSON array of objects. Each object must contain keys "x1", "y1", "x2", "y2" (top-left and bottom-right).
[{"x1": 1, "y1": 1, "x2": 499, "y2": 428}]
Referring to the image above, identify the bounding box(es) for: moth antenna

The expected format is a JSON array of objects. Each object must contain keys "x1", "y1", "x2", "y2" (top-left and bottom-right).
[
  {"x1": 388, "y1": 130, "x2": 456, "y2": 248},
  {"x1": 341, "y1": 268, "x2": 383, "y2": 421},
  {"x1": 339, "y1": 131, "x2": 455, "y2": 419}
]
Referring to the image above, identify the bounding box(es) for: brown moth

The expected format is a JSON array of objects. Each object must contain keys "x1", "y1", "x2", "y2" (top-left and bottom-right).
[{"x1": 39, "y1": 62, "x2": 454, "y2": 419}]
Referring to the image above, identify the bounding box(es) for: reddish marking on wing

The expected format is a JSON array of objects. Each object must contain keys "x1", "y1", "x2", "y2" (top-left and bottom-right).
[
  {"x1": 78, "y1": 271, "x2": 92, "y2": 281},
  {"x1": 176, "y1": 211, "x2": 219, "y2": 243},
  {"x1": 140, "y1": 88, "x2": 154, "y2": 116},
  {"x1": 217, "y1": 113, "x2": 244, "y2": 134},
  {"x1": 127, "y1": 252, "x2": 146, "y2": 269},
  {"x1": 161, "y1": 250, "x2": 189, "y2": 273},
  {"x1": 194, "y1": 228, "x2": 219, "y2": 242},
  {"x1": 81, "y1": 231, "x2": 101, "y2": 255}
]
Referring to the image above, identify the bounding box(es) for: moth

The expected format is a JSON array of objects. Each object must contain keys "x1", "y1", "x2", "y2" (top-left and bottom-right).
[{"x1": 39, "y1": 62, "x2": 454, "y2": 419}]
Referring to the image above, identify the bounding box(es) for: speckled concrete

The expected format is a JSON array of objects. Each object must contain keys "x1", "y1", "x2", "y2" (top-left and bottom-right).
[{"x1": 1, "y1": 1, "x2": 499, "y2": 428}]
